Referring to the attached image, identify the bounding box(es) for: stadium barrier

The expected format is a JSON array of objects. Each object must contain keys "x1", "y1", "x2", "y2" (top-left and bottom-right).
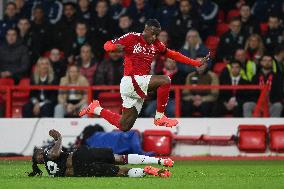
[{"x1": 0, "y1": 84, "x2": 269, "y2": 118}]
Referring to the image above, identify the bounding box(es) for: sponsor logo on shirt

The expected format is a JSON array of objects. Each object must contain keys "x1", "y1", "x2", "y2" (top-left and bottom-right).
[{"x1": 133, "y1": 43, "x2": 156, "y2": 55}]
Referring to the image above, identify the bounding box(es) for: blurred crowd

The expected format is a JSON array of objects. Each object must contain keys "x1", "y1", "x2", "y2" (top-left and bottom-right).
[{"x1": 0, "y1": 0, "x2": 283, "y2": 118}]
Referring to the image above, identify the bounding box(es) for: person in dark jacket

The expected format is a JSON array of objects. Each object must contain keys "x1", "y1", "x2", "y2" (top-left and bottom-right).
[
  {"x1": 48, "y1": 48, "x2": 67, "y2": 83},
  {"x1": 0, "y1": 28, "x2": 30, "y2": 83},
  {"x1": 76, "y1": 0, "x2": 92, "y2": 23},
  {"x1": 243, "y1": 54, "x2": 283, "y2": 117},
  {"x1": 155, "y1": 0, "x2": 178, "y2": 29},
  {"x1": 213, "y1": 60, "x2": 249, "y2": 117},
  {"x1": 22, "y1": 57, "x2": 57, "y2": 117},
  {"x1": 0, "y1": 2, "x2": 19, "y2": 39},
  {"x1": 240, "y1": 4, "x2": 260, "y2": 36}
]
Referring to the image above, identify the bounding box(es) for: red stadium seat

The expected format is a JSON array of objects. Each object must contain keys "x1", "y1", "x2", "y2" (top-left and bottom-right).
[
  {"x1": 0, "y1": 78, "x2": 14, "y2": 100},
  {"x1": 217, "y1": 10, "x2": 225, "y2": 23},
  {"x1": 226, "y1": 9, "x2": 240, "y2": 22},
  {"x1": 216, "y1": 23, "x2": 229, "y2": 36},
  {"x1": 269, "y1": 125, "x2": 284, "y2": 153},
  {"x1": 238, "y1": 125, "x2": 267, "y2": 153},
  {"x1": 98, "y1": 92, "x2": 122, "y2": 114},
  {"x1": 12, "y1": 105, "x2": 23, "y2": 118},
  {"x1": 143, "y1": 130, "x2": 172, "y2": 156},
  {"x1": 205, "y1": 35, "x2": 220, "y2": 58},
  {"x1": 213, "y1": 62, "x2": 227, "y2": 76},
  {"x1": 202, "y1": 135, "x2": 235, "y2": 145},
  {"x1": 260, "y1": 23, "x2": 268, "y2": 35},
  {"x1": 12, "y1": 78, "x2": 30, "y2": 106}
]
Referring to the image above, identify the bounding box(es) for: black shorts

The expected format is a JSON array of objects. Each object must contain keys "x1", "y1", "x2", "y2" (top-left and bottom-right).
[{"x1": 72, "y1": 145, "x2": 119, "y2": 177}]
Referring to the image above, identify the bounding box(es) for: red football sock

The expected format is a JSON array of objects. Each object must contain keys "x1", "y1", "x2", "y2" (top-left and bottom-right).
[
  {"x1": 156, "y1": 83, "x2": 170, "y2": 113},
  {"x1": 100, "y1": 109, "x2": 122, "y2": 129}
]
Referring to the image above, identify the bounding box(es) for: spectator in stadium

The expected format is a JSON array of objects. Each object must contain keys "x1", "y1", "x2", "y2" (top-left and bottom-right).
[
  {"x1": 263, "y1": 15, "x2": 283, "y2": 55},
  {"x1": 14, "y1": 0, "x2": 30, "y2": 18},
  {"x1": 178, "y1": 29, "x2": 210, "y2": 75},
  {"x1": 144, "y1": 58, "x2": 186, "y2": 117},
  {"x1": 116, "y1": 14, "x2": 135, "y2": 37},
  {"x1": 244, "y1": 34, "x2": 265, "y2": 63},
  {"x1": 155, "y1": 0, "x2": 178, "y2": 29},
  {"x1": 109, "y1": 0, "x2": 127, "y2": 20},
  {"x1": 77, "y1": 44, "x2": 98, "y2": 85},
  {"x1": 168, "y1": 0, "x2": 201, "y2": 50},
  {"x1": 0, "y1": 28, "x2": 30, "y2": 83},
  {"x1": 0, "y1": 2, "x2": 18, "y2": 39},
  {"x1": 93, "y1": 50, "x2": 124, "y2": 85},
  {"x1": 213, "y1": 60, "x2": 249, "y2": 117},
  {"x1": 243, "y1": 55, "x2": 283, "y2": 117},
  {"x1": 252, "y1": 0, "x2": 283, "y2": 22},
  {"x1": 90, "y1": 0, "x2": 116, "y2": 61},
  {"x1": 182, "y1": 57, "x2": 219, "y2": 117},
  {"x1": 216, "y1": 17, "x2": 246, "y2": 62},
  {"x1": 54, "y1": 64, "x2": 89, "y2": 118},
  {"x1": 48, "y1": 48, "x2": 67, "y2": 83},
  {"x1": 192, "y1": 0, "x2": 218, "y2": 39},
  {"x1": 273, "y1": 46, "x2": 284, "y2": 77},
  {"x1": 240, "y1": 4, "x2": 260, "y2": 36},
  {"x1": 53, "y1": 2, "x2": 77, "y2": 58},
  {"x1": 126, "y1": 0, "x2": 154, "y2": 32},
  {"x1": 30, "y1": 5, "x2": 52, "y2": 55},
  {"x1": 17, "y1": 17, "x2": 41, "y2": 65},
  {"x1": 22, "y1": 57, "x2": 57, "y2": 118},
  {"x1": 151, "y1": 30, "x2": 169, "y2": 74},
  {"x1": 76, "y1": 0, "x2": 92, "y2": 22},
  {"x1": 64, "y1": 21, "x2": 91, "y2": 63}
]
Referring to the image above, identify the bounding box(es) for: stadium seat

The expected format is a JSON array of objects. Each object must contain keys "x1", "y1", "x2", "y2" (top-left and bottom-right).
[
  {"x1": 143, "y1": 130, "x2": 172, "y2": 156},
  {"x1": 226, "y1": 9, "x2": 240, "y2": 22},
  {"x1": 237, "y1": 125, "x2": 267, "y2": 153},
  {"x1": 205, "y1": 35, "x2": 220, "y2": 59},
  {"x1": 216, "y1": 23, "x2": 229, "y2": 36},
  {"x1": 98, "y1": 92, "x2": 122, "y2": 114},
  {"x1": 0, "y1": 78, "x2": 15, "y2": 100},
  {"x1": 12, "y1": 105, "x2": 23, "y2": 118},
  {"x1": 217, "y1": 10, "x2": 225, "y2": 23},
  {"x1": 12, "y1": 78, "x2": 30, "y2": 106},
  {"x1": 202, "y1": 135, "x2": 235, "y2": 145},
  {"x1": 269, "y1": 125, "x2": 284, "y2": 153},
  {"x1": 213, "y1": 62, "x2": 227, "y2": 76},
  {"x1": 260, "y1": 23, "x2": 268, "y2": 35}
]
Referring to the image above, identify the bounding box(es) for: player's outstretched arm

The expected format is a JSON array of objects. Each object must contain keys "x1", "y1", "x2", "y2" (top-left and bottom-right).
[
  {"x1": 104, "y1": 41, "x2": 124, "y2": 52},
  {"x1": 165, "y1": 49, "x2": 210, "y2": 67},
  {"x1": 48, "y1": 129, "x2": 63, "y2": 160}
]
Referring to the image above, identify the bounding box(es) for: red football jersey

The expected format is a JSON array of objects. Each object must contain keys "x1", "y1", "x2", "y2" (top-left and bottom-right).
[{"x1": 111, "y1": 32, "x2": 166, "y2": 76}]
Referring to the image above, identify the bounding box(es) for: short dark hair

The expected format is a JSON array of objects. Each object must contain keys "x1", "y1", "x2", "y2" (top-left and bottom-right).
[
  {"x1": 63, "y1": 2, "x2": 76, "y2": 8},
  {"x1": 229, "y1": 16, "x2": 241, "y2": 23},
  {"x1": 6, "y1": 2, "x2": 16, "y2": 9},
  {"x1": 119, "y1": 14, "x2": 131, "y2": 19},
  {"x1": 145, "y1": 19, "x2": 161, "y2": 28},
  {"x1": 230, "y1": 59, "x2": 242, "y2": 67},
  {"x1": 260, "y1": 54, "x2": 273, "y2": 61},
  {"x1": 274, "y1": 45, "x2": 284, "y2": 55},
  {"x1": 6, "y1": 28, "x2": 18, "y2": 35}
]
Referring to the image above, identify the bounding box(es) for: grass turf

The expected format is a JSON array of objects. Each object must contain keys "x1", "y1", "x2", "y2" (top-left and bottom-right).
[{"x1": 1, "y1": 160, "x2": 284, "y2": 189}]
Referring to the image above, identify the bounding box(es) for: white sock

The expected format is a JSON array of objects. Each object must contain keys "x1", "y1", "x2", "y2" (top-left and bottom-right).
[
  {"x1": 127, "y1": 168, "x2": 146, "y2": 177},
  {"x1": 94, "y1": 107, "x2": 103, "y2": 115},
  {"x1": 155, "y1": 111, "x2": 164, "y2": 119},
  {"x1": 128, "y1": 154, "x2": 160, "y2": 164}
]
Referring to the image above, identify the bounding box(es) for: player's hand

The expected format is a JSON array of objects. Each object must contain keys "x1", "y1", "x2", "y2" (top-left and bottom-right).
[
  {"x1": 197, "y1": 53, "x2": 210, "y2": 72},
  {"x1": 49, "y1": 129, "x2": 62, "y2": 140}
]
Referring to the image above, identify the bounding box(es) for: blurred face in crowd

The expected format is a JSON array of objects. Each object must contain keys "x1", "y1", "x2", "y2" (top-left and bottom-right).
[
  {"x1": 109, "y1": 51, "x2": 123, "y2": 61},
  {"x1": 68, "y1": 65, "x2": 80, "y2": 81},
  {"x1": 248, "y1": 35, "x2": 259, "y2": 49},
  {"x1": 6, "y1": 29, "x2": 17, "y2": 45},
  {"x1": 229, "y1": 20, "x2": 241, "y2": 34},
  {"x1": 80, "y1": 45, "x2": 92, "y2": 61},
  {"x1": 38, "y1": 58, "x2": 50, "y2": 75},
  {"x1": 165, "y1": 0, "x2": 176, "y2": 6},
  {"x1": 17, "y1": 19, "x2": 30, "y2": 34},
  {"x1": 110, "y1": 0, "x2": 121, "y2": 5},
  {"x1": 5, "y1": 3, "x2": 17, "y2": 18},
  {"x1": 15, "y1": 0, "x2": 25, "y2": 10},
  {"x1": 260, "y1": 56, "x2": 273, "y2": 70},
  {"x1": 96, "y1": 1, "x2": 108, "y2": 17},
  {"x1": 33, "y1": 8, "x2": 44, "y2": 21},
  {"x1": 64, "y1": 4, "x2": 76, "y2": 18},
  {"x1": 231, "y1": 62, "x2": 241, "y2": 77},
  {"x1": 268, "y1": 16, "x2": 280, "y2": 30},
  {"x1": 240, "y1": 5, "x2": 250, "y2": 19},
  {"x1": 49, "y1": 49, "x2": 61, "y2": 62},
  {"x1": 165, "y1": 58, "x2": 177, "y2": 71},
  {"x1": 135, "y1": 0, "x2": 145, "y2": 10},
  {"x1": 78, "y1": 0, "x2": 90, "y2": 10},
  {"x1": 186, "y1": 30, "x2": 199, "y2": 47},
  {"x1": 234, "y1": 49, "x2": 246, "y2": 63},
  {"x1": 180, "y1": 0, "x2": 191, "y2": 15},
  {"x1": 119, "y1": 16, "x2": 132, "y2": 30},
  {"x1": 76, "y1": 23, "x2": 87, "y2": 37},
  {"x1": 158, "y1": 30, "x2": 168, "y2": 45}
]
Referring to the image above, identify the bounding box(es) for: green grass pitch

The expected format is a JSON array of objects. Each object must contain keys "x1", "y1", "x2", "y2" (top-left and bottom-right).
[{"x1": 1, "y1": 160, "x2": 284, "y2": 189}]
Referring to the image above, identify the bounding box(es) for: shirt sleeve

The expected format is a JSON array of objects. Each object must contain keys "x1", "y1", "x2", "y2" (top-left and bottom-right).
[
  {"x1": 111, "y1": 32, "x2": 134, "y2": 46},
  {"x1": 155, "y1": 40, "x2": 167, "y2": 53}
]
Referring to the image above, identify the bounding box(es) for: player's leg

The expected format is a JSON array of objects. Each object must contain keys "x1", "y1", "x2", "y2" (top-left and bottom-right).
[
  {"x1": 114, "y1": 154, "x2": 174, "y2": 167},
  {"x1": 147, "y1": 75, "x2": 178, "y2": 127},
  {"x1": 117, "y1": 166, "x2": 170, "y2": 178}
]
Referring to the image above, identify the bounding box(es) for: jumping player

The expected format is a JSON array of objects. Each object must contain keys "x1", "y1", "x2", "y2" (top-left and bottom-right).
[
  {"x1": 79, "y1": 19, "x2": 209, "y2": 131},
  {"x1": 27, "y1": 129, "x2": 172, "y2": 178}
]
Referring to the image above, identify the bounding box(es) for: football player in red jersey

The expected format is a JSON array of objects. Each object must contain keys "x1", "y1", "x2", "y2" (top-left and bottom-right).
[{"x1": 79, "y1": 19, "x2": 209, "y2": 131}]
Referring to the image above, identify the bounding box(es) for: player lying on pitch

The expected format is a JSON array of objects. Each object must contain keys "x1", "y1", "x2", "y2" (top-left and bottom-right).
[
  {"x1": 79, "y1": 19, "x2": 209, "y2": 131},
  {"x1": 27, "y1": 129, "x2": 173, "y2": 178}
]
